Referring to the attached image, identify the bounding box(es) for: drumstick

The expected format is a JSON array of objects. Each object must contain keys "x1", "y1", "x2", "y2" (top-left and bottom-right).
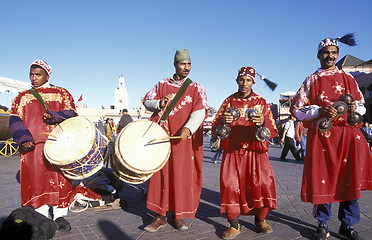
[
  {"x1": 35, "y1": 132, "x2": 58, "y2": 142},
  {"x1": 142, "y1": 99, "x2": 172, "y2": 138},
  {"x1": 147, "y1": 136, "x2": 182, "y2": 144},
  {"x1": 142, "y1": 120, "x2": 155, "y2": 137}
]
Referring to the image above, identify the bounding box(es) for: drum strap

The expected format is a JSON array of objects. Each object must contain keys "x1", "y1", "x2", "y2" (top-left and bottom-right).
[
  {"x1": 28, "y1": 88, "x2": 50, "y2": 111},
  {"x1": 160, "y1": 78, "x2": 192, "y2": 123}
]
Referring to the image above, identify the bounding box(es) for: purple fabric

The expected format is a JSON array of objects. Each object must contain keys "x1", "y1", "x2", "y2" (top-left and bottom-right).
[
  {"x1": 9, "y1": 115, "x2": 34, "y2": 145},
  {"x1": 44, "y1": 110, "x2": 77, "y2": 124}
]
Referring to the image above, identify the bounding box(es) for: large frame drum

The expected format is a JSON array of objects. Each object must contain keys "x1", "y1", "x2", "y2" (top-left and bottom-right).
[
  {"x1": 113, "y1": 120, "x2": 171, "y2": 184},
  {"x1": 44, "y1": 116, "x2": 108, "y2": 180}
]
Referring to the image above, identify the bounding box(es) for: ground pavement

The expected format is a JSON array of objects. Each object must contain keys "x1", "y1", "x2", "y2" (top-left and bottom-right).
[{"x1": 0, "y1": 137, "x2": 371, "y2": 240}]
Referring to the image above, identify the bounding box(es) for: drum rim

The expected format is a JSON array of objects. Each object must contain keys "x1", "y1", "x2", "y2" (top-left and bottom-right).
[
  {"x1": 114, "y1": 120, "x2": 171, "y2": 174},
  {"x1": 111, "y1": 155, "x2": 153, "y2": 184},
  {"x1": 61, "y1": 161, "x2": 104, "y2": 180},
  {"x1": 111, "y1": 155, "x2": 150, "y2": 177}
]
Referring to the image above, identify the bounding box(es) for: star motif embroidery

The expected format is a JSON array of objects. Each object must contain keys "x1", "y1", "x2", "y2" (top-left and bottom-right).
[
  {"x1": 356, "y1": 135, "x2": 361, "y2": 140},
  {"x1": 169, "y1": 95, "x2": 193, "y2": 116},
  {"x1": 321, "y1": 180, "x2": 326, "y2": 184},
  {"x1": 332, "y1": 82, "x2": 345, "y2": 94},
  {"x1": 320, "y1": 131, "x2": 331, "y2": 138},
  {"x1": 50, "y1": 180, "x2": 55, "y2": 185},
  {"x1": 59, "y1": 182, "x2": 65, "y2": 188},
  {"x1": 318, "y1": 91, "x2": 326, "y2": 101},
  {"x1": 343, "y1": 159, "x2": 348, "y2": 163}
]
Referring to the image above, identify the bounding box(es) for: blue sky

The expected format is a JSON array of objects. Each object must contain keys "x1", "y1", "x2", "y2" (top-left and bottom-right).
[{"x1": 1, "y1": 0, "x2": 371, "y2": 110}]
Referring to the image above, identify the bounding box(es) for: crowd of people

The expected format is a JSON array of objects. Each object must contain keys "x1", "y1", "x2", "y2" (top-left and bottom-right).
[
  {"x1": 94, "y1": 108, "x2": 134, "y2": 143},
  {"x1": 1, "y1": 34, "x2": 372, "y2": 240}
]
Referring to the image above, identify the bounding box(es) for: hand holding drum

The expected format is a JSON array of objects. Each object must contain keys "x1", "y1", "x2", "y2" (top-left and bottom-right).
[{"x1": 160, "y1": 94, "x2": 174, "y2": 109}]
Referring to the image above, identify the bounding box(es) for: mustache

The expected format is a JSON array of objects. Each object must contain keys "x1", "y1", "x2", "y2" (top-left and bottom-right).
[{"x1": 324, "y1": 57, "x2": 335, "y2": 61}]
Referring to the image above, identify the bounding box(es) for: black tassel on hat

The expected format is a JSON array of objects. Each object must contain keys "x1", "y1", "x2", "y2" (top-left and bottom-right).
[
  {"x1": 336, "y1": 33, "x2": 357, "y2": 47},
  {"x1": 318, "y1": 33, "x2": 358, "y2": 52},
  {"x1": 257, "y1": 73, "x2": 277, "y2": 91}
]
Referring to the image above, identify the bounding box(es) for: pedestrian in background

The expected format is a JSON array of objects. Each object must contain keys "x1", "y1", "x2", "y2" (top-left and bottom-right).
[
  {"x1": 361, "y1": 122, "x2": 372, "y2": 150},
  {"x1": 116, "y1": 109, "x2": 133, "y2": 134},
  {"x1": 212, "y1": 147, "x2": 222, "y2": 163},
  {"x1": 280, "y1": 115, "x2": 302, "y2": 161},
  {"x1": 105, "y1": 118, "x2": 114, "y2": 142},
  {"x1": 295, "y1": 120, "x2": 307, "y2": 159}
]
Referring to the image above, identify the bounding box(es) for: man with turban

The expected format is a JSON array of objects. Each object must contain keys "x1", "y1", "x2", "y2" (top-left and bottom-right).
[
  {"x1": 142, "y1": 49, "x2": 208, "y2": 232},
  {"x1": 212, "y1": 67, "x2": 278, "y2": 239},
  {"x1": 291, "y1": 35, "x2": 372, "y2": 240}
]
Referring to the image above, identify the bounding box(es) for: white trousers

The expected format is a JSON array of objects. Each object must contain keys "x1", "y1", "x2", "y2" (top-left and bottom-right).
[{"x1": 35, "y1": 205, "x2": 68, "y2": 220}]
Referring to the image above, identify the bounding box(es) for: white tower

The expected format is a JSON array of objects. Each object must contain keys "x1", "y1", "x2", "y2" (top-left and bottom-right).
[{"x1": 114, "y1": 75, "x2": 128, "y2": 111}]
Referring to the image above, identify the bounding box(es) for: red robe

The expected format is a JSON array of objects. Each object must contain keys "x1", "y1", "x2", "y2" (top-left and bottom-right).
[
  {"x1": 212, "y1": 92, "x2": 278, "y2": 216},
  {"x1": 143, "y1": 78, "x2": 208, "y2": 219},
  {"x1": 11, "y1": 86, "x2": 99, "y2": 208},
  {"x1": 291, "y1": 68, "x2": 372, "y2": 204}
]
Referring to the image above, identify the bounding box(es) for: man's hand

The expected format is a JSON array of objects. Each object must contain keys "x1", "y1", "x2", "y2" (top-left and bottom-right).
[
  {"x1": 252, "y1": 112, "x2": 264, "y2": 127},
  {"x1": 43, "y1": 112, "x2": 51, "y2": 120},
  {"x1": 180, "y1": 127, "x2": 191, "y2": 140},
  {"x1": 22, "y1": 141, "x2": 35, "y2": 149},
  {"x1": 319, "y1": 105, "x2": 337, "y2": 118},
  {"x1": 348, "y1": 101, "x2": 357, "y2": 113},
  {"x1": 160, "y1": 94, "x2": 174, "y2": 108},
  {"x1": 222, "y1": 112, "x2": 233, "y2": 125}
]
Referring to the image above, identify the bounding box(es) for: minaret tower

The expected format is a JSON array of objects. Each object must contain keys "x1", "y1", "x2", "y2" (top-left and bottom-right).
[{"x1": 114, "y1": 74, "x2": 128, "y2": 111}]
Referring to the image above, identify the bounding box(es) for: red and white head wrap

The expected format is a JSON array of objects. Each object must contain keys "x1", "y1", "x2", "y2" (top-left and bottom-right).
[
  {"x1": 30, "y1": 59, "x2": 52, "y2": 76},
  {"x1": 237, "y1": 67, "x2": 256, "y2": 82},
  {"x1": 318, "y1": 38, "x2": 339, "y2": 52}
]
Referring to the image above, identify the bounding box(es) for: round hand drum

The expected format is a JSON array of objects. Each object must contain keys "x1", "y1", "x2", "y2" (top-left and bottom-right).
[
  {"x1": 113, "y1": 120, "x2": 171, "y2": 184},
  {"x1": 44, "y1": 116, "x2": 109, "y2": 180}
]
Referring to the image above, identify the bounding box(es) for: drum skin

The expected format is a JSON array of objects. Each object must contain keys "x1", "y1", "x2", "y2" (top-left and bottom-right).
[
  {"x1": 0, "y1": 113, "x2": 11, "y2": 141},
  {"x1": 113, "y1": 120, "x2": 171, "y2": 184},
  {"x1": 44, "y1": 116, "x2": 109, "y2": 180}
]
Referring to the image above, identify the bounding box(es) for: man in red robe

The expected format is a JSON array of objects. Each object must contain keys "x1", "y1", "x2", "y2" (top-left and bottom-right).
[
  {"x1": 212, "y1": 67, "x2": 278, "y2": 239},
  {"x1": 291, "y1": 36, "x2": 372, "y2": 240},
  {"x1": 142, "y1": 49, "x2": 208, "y2": 232},
  {"x1": 9, "y1": 60, "x2": 78, "y2": 231}
]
